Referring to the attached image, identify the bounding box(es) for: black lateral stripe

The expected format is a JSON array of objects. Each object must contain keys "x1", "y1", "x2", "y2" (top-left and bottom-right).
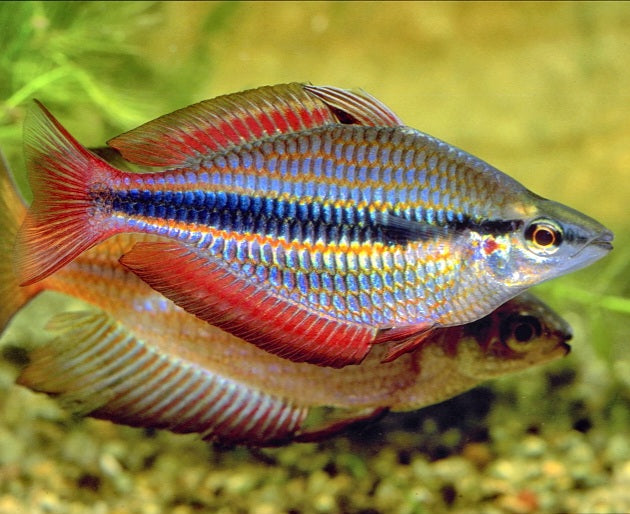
[
  {"x1": 474, "y1": 219, "x2": 523, "y2": 235},
  {"x1": 432, "y1": 218, "x2": 523, "y2": 236},
  {"x1": 378, "y1": 215, "x2": 522, "y2": 245},
  {"x1": 105, "y1": 189, "x2": 521, "y2": 245}
]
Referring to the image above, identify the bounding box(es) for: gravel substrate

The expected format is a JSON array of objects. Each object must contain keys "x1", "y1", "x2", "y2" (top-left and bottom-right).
[{"x1": 1, "y1": 296, "x2": 629, "y2": 513}]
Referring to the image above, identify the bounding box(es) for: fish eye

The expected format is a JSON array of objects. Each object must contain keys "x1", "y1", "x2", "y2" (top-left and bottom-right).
[
  {"x1": 500, "y1": 314, "x2": 543, "y2": 352},
  {"x1": 524, "y1": 218, "x2": 563, "y2": 255}
]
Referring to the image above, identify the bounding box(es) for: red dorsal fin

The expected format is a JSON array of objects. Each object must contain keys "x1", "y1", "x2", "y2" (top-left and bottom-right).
[
  {"x1": 304, "y1": 85, "x2": 405, "y2": 127},
  {"x1": 119, "y1": 241, "x2": 378, "y2": 368},
  {"x1": 107, "y1": 83, "x2": 337, "y2": 167}
]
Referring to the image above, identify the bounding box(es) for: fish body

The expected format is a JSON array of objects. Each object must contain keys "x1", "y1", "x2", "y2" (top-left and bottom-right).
[
  {"x1": 0, "y1": 152, "x2": 571, "y2": 445},
  {"x1": 15, "y1": 83, "x2": 612, "y2": 367},
  {"x1": 16, "y1": 294, "x2": 572, "y2": 445}
]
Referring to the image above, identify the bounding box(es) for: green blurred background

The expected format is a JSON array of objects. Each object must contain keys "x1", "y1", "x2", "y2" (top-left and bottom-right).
[
  {"x1": 0, "y1": 2, "x2": 629, "y2": 512},
  {"x1": 1, "y1": 0, "x2": 627, "y2": 358}
]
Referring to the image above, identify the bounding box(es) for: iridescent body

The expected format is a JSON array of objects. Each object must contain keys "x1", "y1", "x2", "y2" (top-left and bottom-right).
[
  {"x1": 15, "y1": 83, "x2": 612, "y2": 366},
  {"x1": 0, "y1": 153, "x2": 571, "y2": 445}
]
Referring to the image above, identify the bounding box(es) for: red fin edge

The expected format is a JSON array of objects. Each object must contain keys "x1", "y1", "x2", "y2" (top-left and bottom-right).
[
  {"x1": 107, "y1": 83, "x2": 337, "y2": 167},
  {"x1": 120, "y1": 241, "x2": 377, "y2": 368}
]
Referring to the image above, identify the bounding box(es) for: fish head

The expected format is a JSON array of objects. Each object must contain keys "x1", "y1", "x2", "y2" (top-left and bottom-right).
[
  {"x1": 484, "y1": 195, "x2": 613, "y2": 288},
  {"x1": 451, "y1": 293, "x2": 572, "y2": 379}
]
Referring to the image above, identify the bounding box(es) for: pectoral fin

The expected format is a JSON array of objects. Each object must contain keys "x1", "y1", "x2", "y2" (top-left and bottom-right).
[
  {"x1": 120, "y1": 241, "x2": 378, "y2": 368},
  {"x1": 378, "y1": 324, "x2": 436, "y2": 363}
]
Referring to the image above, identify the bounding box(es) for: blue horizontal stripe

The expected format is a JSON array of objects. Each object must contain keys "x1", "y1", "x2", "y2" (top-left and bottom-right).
[{"x1": 107, "y1": 189, "x2": 519, "y2": 246}]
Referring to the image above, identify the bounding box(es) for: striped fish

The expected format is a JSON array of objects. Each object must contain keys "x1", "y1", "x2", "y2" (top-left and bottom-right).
[
  {"x1": 14, "y1": 83, "x2": 611, "y2": 367},
  {"x1": 13, "y1": 293, "x2": 570, "y2": 446},
  {"x1": 1, "y1": 152, "x2": 571, "y2": 445}
]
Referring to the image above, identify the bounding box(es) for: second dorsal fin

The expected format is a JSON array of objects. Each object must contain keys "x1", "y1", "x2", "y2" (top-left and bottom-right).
[{"x1": 303, "y1": 85, "x2": 404, "y2": 127}]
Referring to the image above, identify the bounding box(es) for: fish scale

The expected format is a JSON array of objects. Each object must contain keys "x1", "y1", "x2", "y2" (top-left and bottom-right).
[
  {"x1": 98, "y1": 125, "x2": 511, "y2": 329},
  {"x1": 15, "y1": 82, "x2": 612, "y2": 367}
]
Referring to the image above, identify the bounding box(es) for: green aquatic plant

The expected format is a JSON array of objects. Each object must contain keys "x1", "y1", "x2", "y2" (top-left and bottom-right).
[
  {"x1": 535, "y1": 239, "x2": 630, "y2": 364},
  {"x1": 0, "y1": 1, "x2": 156, "y2": 194},
  {"x1": 1, "y1": 3, "x2": 157, "y2": 130},
  {"x1": 0, "y1": 1, "x2": 239, "y2": 195}
]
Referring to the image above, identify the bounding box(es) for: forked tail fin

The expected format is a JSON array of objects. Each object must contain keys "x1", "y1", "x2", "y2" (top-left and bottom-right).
[
  {"x1": 15, "y1": 100, "x2": 123, "y2": 286},
  {"x1": 0, "y1": 151, "x2": 44, "y2": 331}
]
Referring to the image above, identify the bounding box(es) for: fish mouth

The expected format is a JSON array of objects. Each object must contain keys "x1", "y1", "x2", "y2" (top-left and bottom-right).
[
  {"x1": 547, "y1": 328, "x2": 572, "y2": 356},
  {"x1": 591, "y1": 230, "x2": 614, "y2": 251},
  {"x1": 547, "y1": 338, "x2": 571, "y2": 357},
  {"x1": 572, "y1": 230, "x2": 614, "y2": 258},
  {"x1": 558, "y1": 340, "x2": 572, "y2": 356},
  {"x1": 558, "y1": 328, "x2": 572, "y2": 356}
]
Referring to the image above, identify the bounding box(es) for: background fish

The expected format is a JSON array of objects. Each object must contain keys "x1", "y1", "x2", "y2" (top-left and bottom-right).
[
  {"x1": 12, "y1": 294, "x2": 571, "y2": 446},
  {"x1": 14, "y1": 83, "x2": 611, "y2": 367},
  {"x1": 1, "y1": 153, "x2": 571, "y2": 445}
]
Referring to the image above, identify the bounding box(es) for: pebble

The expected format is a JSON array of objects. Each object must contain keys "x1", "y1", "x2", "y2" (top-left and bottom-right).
[
  {"x1": 461, "y1": 442, "x2": 493, "y2": 469},
  {"x1": 541, "y1": 459, "x2": 572, "y2": 491},
  {"x1": 604, "y1": 433, "x2": 630, "y2": 464},
  {"x1": 520, "y1": 435, "x2": 547, "y2": 458},
  {"x1": 614, "y1": 461, "x2": 630, "y2": 484},
  {"x1": 498, "y1": 489, "x2": 539, "y2": 514},
  {"x1": 224, "y1": 470, "x2": 259, "y2": 494},
  {"x1": 1, "y1": 331, "x2": 630, "y2": 513}
]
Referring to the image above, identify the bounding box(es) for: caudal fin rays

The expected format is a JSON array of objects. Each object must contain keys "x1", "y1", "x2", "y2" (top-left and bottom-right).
[{"x1": 15, "y1": 101, "x2": 123, "y2": 286}]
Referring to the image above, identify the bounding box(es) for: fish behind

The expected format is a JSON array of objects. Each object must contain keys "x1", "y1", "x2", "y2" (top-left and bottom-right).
[
  {"x1": 0, "y1": 152, "x2": 571, "y2": 445},
  {"x1": 14, "y1": 83, "x2": 612, "y2": 367},
  {"x1": 14, "y1": 294, "x2": 572, "y2": 446}
]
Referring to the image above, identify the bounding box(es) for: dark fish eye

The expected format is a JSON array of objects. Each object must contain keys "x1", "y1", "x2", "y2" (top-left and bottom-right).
[
  {"x1": 500, "y1": 314, "x2": 543, "y2": 351},
  {"x1": 513, "y1": 320, "x2": 535, "y2": 342},
  {"x1": 524, "y1": 219, "x2": 563, "y2": 255}
]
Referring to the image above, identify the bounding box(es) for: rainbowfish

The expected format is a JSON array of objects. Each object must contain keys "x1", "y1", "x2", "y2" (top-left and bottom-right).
[
  {"x1": 0, "y1": 152, "x2": 571, "y2": 445},
  {"x1": 15, "y1": 83, "x2": 611, "y2": 367},
  {"x1": 13, "y1": 294, "x2": 571, "y2": 446}
]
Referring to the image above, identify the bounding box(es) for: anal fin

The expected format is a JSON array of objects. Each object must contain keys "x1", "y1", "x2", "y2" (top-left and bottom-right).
[
  {"x1": 120, "y1": 242, "x2": 377, "y2": 368},
  {"x1": 17, "y1": 310, "x2": 309, "y2": 446}
]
